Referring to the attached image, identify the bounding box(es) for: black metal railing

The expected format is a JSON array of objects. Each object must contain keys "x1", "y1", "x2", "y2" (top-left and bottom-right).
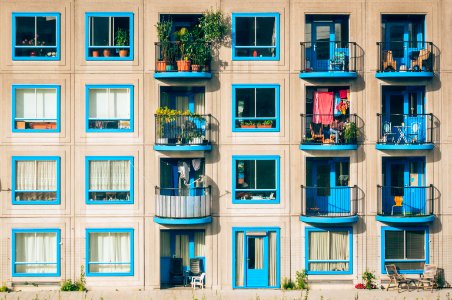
[
  {"x1": 155, "y1": 42, "x2": 211, "y2": 73},
  {"x1": 155, "y1": 114, "x2": 211, "y2": 146},
  {"x1": 301, "y1": 114, "x2": 358, "y2": 145},
  {"x1": 376, "y1": 41, "x2": 437, "y2": 73},
  {"x1": 300, "y1": 41, "x2": 362, "y2": 73},
  {"x1": 301, "y1": 185, "x2": 358, "y2": 217},
  {"x1": 377, "y1": 113, "x2": 433, "y2": 145},
  {"x1": 155, "y1": 186, "x2": 211, "y2": 219},
  {"x1": 377, "y1": 185, "x2": 434, "y2": 216}
]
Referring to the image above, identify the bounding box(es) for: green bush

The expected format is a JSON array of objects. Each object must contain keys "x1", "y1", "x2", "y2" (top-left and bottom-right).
[
  {"x1": 282, "y1": 277, "x2": 296, "y2": 290},
  {"x1": 61, "y1": 266, "x2": 86, "y2": 292},
  {"x1": 295, "y1": 269, "x2": 309, "y2": 290},
  {"x1": 0, "y1": 285, "x2": 9, "y2": 292}
]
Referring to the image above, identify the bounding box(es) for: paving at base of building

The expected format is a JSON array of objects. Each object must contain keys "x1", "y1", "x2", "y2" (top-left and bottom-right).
[{"x1": 0, "y1": 289, "x2": 450, "y2": 300}]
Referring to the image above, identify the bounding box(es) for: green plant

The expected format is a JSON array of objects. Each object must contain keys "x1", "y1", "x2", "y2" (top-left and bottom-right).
[
  {"x1": 344, "y1": 122, "x2": 358, "y2": 142},
  {"x1": 241, "y1": 120, "x2": 255, "y2": 126},
  {"x1": 0, "y1": 285, "x2": 9, "y2": 293},
  {"x1": 281, "y1": 277, "x2": 296, "y2": 290},
  {"x1": 155, "y1": 19, "x2": 173, "y2": 62},
  {"x1": 362, "y1": 270, "x2": 377, "y2": 290},
  {"x1": 258, "y1": 120, "x2": 273, "y2": 126},
  {"x1": 198, "y1": 9, "x2": 228, "y2": 45},
  {"x1": 295, "y1": 269, "x2": 309, "y2": 290},
  {"x1": 115, "y1": 28, "x2": 129, "y2": 47},
  {"x1": 174, "y1": 27, "x2": 191, "y2": 60},
  {"x1": 61, "y1": 265, "x2": 86, "y2": 292}
]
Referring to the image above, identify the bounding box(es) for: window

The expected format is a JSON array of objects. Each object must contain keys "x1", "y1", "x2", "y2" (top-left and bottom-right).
[
  {"x1": 232, "y1": 156, "x2": 280, "y2": 204},
  {"x1": 86, "y1": 156, "x2": 134, "y2": 204},
  {"x1": 12, "y1": 85, "x2": 60, "y2": 132},
  {"x1": 12, "y1": 229, "x2": 60, "y2": 277},
  {"x1": 12, "y1": 156, "x2": 60, "y2": 205},
  {"x1": 86, "y1": 228, "x2": 134, "y2": 276},
  {"x1": 232, "y1": 84, "x2": 280, "y2": 132},
  {"x1": 232, "y1": 13, "x2": 280, "y2": 60},
  {"x1": 382, "y1": 227, "x2": 428, "y2": 274},
  {"x1": 13, "y1": 13, "x2": 60, "y2": 60},
  {"x1": 86, "y1": 85, "x2": 134, "y2": 132},
  {"x1": 86, "y1": 13, "x2": 133, "y2": 60},
  {"x1": 306, "y1": 227, "x2": 352, "y2": 274}
]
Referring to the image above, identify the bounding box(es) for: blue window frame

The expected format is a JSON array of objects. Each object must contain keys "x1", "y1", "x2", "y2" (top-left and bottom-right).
[
  {"x1": 85, "y1": 12, "x2": 134, "y2": 61},
  {"x1": 232, "y1": 155, "x2": 280, "y2": 204},
  {"x1": 12, "y1": 85, "x2": 61, "y2": 133},
  {"x1": 232, "y1": 13, "x2": 280, "y2": 61},
  {"x1": 232, "y1": 84, "x2": 280, "y2": 132},
  {"x1": 305, "y1": 227, "x2": 353, "y2": 275},
  {"x1": 85, "y1": 156, "x2": 134, "y2": 204},
  {"x1": 12, "y1": 12, "x2": 61, "y2": 61},
  {"x1": 12, "y1": 156, "x2": 61, "y2": 205},
  {"x1": 232, "y1": 227, "x2": 280, "y2": 288},
  {"x1": 86, "y1": 85, "x2": 134, "y2": 132},
  {"x1": 12, "y1": 228, "x2": 61, "y2": 277},
  {"x1": 86, "y1": 228, "x2": 134, "y2": 276},
  {"x1": 381, "y1": 226, "x2": 428, "y2": 274}
]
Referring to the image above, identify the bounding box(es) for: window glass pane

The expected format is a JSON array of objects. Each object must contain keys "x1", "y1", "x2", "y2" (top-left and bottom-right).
[
  {"x1": 36, "y1": 16, "x2": 57, "y2": 46},
  {"x1": 388, "y1": 261, "x2": 425, "y2": 271},
  {"x1": 113, "y1": 17, "x2": 130, "y2": 46},
  {"x1": 16, "y1": 89, "x2": 37, "y2": 119},
  {"x1": 89, "y1": 89, "x2": 109, "y2": 118},
  {"x1": 90, "y1": 17, "x2": 110, "y2": 46},
  {"x1": 237, "y1": 160, "x2": 255, "y2": 190},
  {"x1": 235, "y1": 17, "x2": 255, "y2": 46},
  {"x1": 256, "y1": 160, "x2": 276, "y2": 189},
  {"x1": 89, "y1": 160, "x2": 130, "y2": 190},
  {"x1": 256, "y1": 17, "x2": 275, "y2": 46},
  {"x1": 15, "y1": 17, "x2": 35, "y2": 46},
  {"x1": 89, "y1": 232, "x2": 131, "y2": 273},
  {"x1": 248, "y1": 237, "x2": 264, "y2": 269},
  {"x1": 236, "y1": 88, "x2": 255, "y2": 118},
  {"x1": 15, "y1": 160, "x2": 57, "y2": 202},
  {"x1": 15, "y1": 232, "x2": 57, "y2": 274},
  {"x1": 385, "y1": 231, "x2": 404, "y2": 259},
  {"x1": 335, "y1": 161, "x2": 349, "y2": 186},
  {"x1": 15, "y1": 88, "x2": 57, "y2": 120},
  {"x1": 406, "y1": 231, "x2": 425, "y2": 259},
  {"x1": 255, "y1": 88, "x2": 276, "y2": 118}
]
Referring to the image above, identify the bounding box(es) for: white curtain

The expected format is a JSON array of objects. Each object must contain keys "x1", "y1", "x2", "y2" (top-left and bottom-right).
[
  {"x1": 268, "y1": 232, "x2": 277, "y2": 286},
  {"x1": 89, "y1": 88, "x2": 130, "y2": 119},
  {"x1": 175, "y1": 235, "x2": 189, "y2": 266},
  {"x1": 309, "y1": 231, "x2": 330, "y2": 271},
  {"x1": 309, "y1": 231, "x2": 349, "y2": 271},
  {"x1": 175, "y1": 96, "x2": 189, "y2": 112},
  {"x1": 194, "y1": 93, "x2": 205, "y2": 114},
  {"x1": 160, "y1": 231, "x2": 171, "y2": 257},
  {"x1": 15, "y1": 232, "x2": 57, "y2": 274},
  {"x1": 16, "y1": 160, "x2": 56, "y2": 191},
  {"x1": 89, "y1": 232, "x2": 131, "y2": 273},
  {"x1": 89, "y1": 160, "x2": 129, "y2": 190},
  {"x1": 194, "y1": 232, "x2": 205, "y2": 257},
  {"x1": 329, "y1": 231, "x2": 349, "y2": 271},
  {"x1": 16, "y1": 88, "x2": 57, "y2": 119},
  {"x1": 254, "y1": 237, "x2": 264, "y2": 269},
  {"x1": 235, "y1": 232, "x2": 244, "y2": 287}
]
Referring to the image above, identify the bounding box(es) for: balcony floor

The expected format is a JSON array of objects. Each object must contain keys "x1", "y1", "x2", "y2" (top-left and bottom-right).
[
  {"x1": 300, "y1": 215, "x2": 359, "y2": 224},
  {"x1": 300, "y1": 144, "x2": 358, "y2": 151},
  {"x1": 375, "y1": 71, "x2": 434, "y2": 79},
  {"x1": 154, "y1": 72, "x2": 212, "y2": 79},
  {"x1": 299, "y1": 71, "x2": 358, "y2": 79},
  {"x1": 376, "y1": 214, "x2": 434, "y2": 224},
  {"x1": 154, "y1": 216, "x2": 212, "y2": 225},
  {"x1": 376, "y1": 143, "x2": 434, "y2": 150},
  {"x1": 154, "y1": 144, "x2": 212, "y2": 151}
]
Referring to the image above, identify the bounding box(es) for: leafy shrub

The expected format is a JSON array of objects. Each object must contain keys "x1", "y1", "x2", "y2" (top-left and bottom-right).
[
  {"x1": 362, "y1": 270, "x2": 377, "y2": 289},
  {"x1": 0, "y1": 285, "x2": 9, "y2": 292},
  {"x1": 61, "y1": 266, "x2": 86, "y2": 292},
  {"x1": 295, "y1": 269, "x2": 309, "y2": 290},
  {"x1": 282, "y1": 277, "x2": 296, "y2": 290}
]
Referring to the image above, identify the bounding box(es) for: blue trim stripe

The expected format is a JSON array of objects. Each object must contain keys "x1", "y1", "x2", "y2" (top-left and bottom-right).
[
  {"x1": 232, "y1": 13, "x2": 280, "y2": 61},
  {"x1": 12, "y1": 228, "x2": 61, "y2": 277},
  {"x1": 85, "y1": 85, "x2": 134, "y2": 133},
  {"x1": 305, "y1": 227, "x2": 353, "y2": 275},
  {"x1": 300, "y1": 215, "x2": 359, "y2": 224},
  {"x1": 154, "y1": 72, "x2": 212, "y2": 79},
  {"x1": 232, "y1": 84, "x2": 280, "y2": 133},
  {"x1": 12, "y1": 13, "x2": 61, "y2": 61},
  {"x1": 12, "y1": 85, "x2": 61, "y2": 133},
  {"x1": 375, "y1": 72, "x2": 434, "y2": 79},
  {"x1": 300, "y1": 144, "x2": 358, "y2": 151},
  {"x1": 376, "y1": 215, "x2": 434, "y2": 224},
  {"x1": 12, "y1": 156, "x2": 61, "y2": 205},
  {"x1": 232, "y1": 155, "x2": 280, "y2": 204},
  {"x1": 153, "y1": 216, "x2": 212, "y2": 225},
  {"x1": 376, "y1": 144, "x2": 434, "y2": 151},
  {"x1": 86, "y1": 228, "x2": 134, "y2": 276},
  {"x1": 153, "y1": 145, "x2": 212, "y2": 151},
  {"x1": 85, "y1": 12, "x2": 134, "y2": 61},
  {"x1": 299, "y1": 72, "x2": 358, "y2": 79},
  {"x1": 85, "y1": 156, "x2": 134, "y2": 205}
]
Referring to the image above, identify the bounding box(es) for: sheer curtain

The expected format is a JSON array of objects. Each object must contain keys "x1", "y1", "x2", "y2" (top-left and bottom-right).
[
  {"x1": 89, "y1": 160, "x2": 130, "y2": 190},
  {"x1": 329, "y1": 231, "x2": 348, "y2": 271},
  {"x1": 194, "y1": 93, "x2": 205, "y2": 114},
  {"x1": 194, "y1": 232, "x2": 205, "y2": 257},
  {"x1": 309, "y1": 231, "x2": 330, "y2": 271},
  {"x1": 89, "y1": 232, "x2": 131, "y2": 273},
  {"x1": 309, "y1": 231, "x2": 349, "y2": 271},
  {"x1": 16, "y1": 88, "x2": 57, "y2": 119},
  {"x1": 175, "y1": 96, "x2": 189, "y2": 112},
  {"x1": 16, "y1": 160, "x2": 56, "y2": 191},
  {"x1": 254, "y1": 237, "x2": 264, "y2": 269},
  {"x1": 235, "y1": 231, "x2": 244, "y2": 287},
  {"x1": 15, "y1": 232, "x2": 57, "y2": 274},
  {"x1": 175, "y1": 234, "x2": 189, "y2": 266},
  {"x1": 268, "y1": 232, "x2": 277, "y2": 286},
  {"x1": 160, "y1": 231, "x2": 171, "y2": 257},
  {"x1": 89, "y1": 88, "x2": 130, "y2": 119}
]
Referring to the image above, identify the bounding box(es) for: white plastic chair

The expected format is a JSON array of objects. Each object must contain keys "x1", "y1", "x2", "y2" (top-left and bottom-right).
[{"x1": 191, "y1": 272, "x2": 205, "y2": 289}]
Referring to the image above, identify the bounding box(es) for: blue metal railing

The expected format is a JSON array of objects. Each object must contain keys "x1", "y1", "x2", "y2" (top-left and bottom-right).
[
  {"x1": 301, "y1": 185, "x2": 358, "y2": 217},
  {"x1": 377, "y1": 185, "x2": 434, "y2": 216}
]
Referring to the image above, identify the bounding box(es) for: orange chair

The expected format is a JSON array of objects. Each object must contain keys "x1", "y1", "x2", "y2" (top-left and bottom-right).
[
  {"x1": 391, "y1": 195, "x2": 405, "y2": 215},
  {"x1": 383, "y1": 50, "x2": 397, "y2": 71}
]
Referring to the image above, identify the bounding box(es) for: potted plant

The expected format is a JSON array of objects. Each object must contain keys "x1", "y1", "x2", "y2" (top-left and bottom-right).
[
  {"x1": 174, "y1": 27, "x2": 191, "y2": 71},
  {"x1": 155, "y1": 19, "x2": 173, "y2": 71},
  {"x1": 92, "y1": 50, "x2": 100, "y2": 57},
  {"x1": 115, "y1": 28, "x2": 129, "y2": 57},
  {"x1": 103, "y1": 49, "x2": 111, "y2": 57},
  {"x1": 257, "y1": 120, "x2": 273, "y2": 128},
  {"x1": 240, "y1": 120, "x2": 256, "y2": 128},
  {"x1": 344, "y1": 122, "x2": 358, "y2": 144},
  {"x1": 155, "y1": 106, "x2": 178, "y2": 144},
  {"x1": 198, "y1": 9, "x2": 228, "y2": 70}
]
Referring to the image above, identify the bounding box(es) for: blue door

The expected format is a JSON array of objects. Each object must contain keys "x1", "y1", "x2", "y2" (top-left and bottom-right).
[
  {"x1": 245, "y1": 234, "x2": 269, "y2": 287},
  {"x1": 311, "y1": 22, "x2": 335, "y2": 71}
]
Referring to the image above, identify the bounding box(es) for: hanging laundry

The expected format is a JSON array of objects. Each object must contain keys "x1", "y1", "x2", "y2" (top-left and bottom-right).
[
  {"x1": 177, "y1": 161, "x2": 190, "y2": 180},
  {"x1": 339, "y1": 89, "x2": 348, "y2": 99},
  {"x1": 192, "y1": 159, "x2": 202, "y2": 171},
  {"x1": 334, "y1": 94, "x2": 342, "y2": 116},
  {"x1": 313, "y1": 91, "x2": 334, "y2": 125}
]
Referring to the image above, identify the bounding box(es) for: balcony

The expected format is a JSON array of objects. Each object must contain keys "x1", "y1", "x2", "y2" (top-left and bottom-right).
[
  {"x1": 300, "y1": 114, "x2": 359, "y2": 151},
  {"x1": 299, "y1": 41, "x2": 362, "y2": 79},
  {"x1": 154, "y1": 42, "x2": 212, "y2": 79},
  {"x1": 300, "y1": 185, "x2": 359, "y2": 224},
  {"x1": 376, "y1": 41, "x2": 437, "y2": 79},
  {"x1": 376, "y1": 185, "x2": 435, "y2": 224},
  {"x1": 154, "y1": 186, "x2": 212, "y2": 225},
  {"x1": 154, "y1": 114, "x2": 212, "y2": 151},
  {"x1": 376, "y1": 114, "x2": 434, "y2": 150}
]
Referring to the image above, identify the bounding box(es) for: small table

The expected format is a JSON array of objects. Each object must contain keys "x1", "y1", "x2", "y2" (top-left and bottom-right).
[{"x1": 394, "y1": 125, "x2": 411, "y2": 144}]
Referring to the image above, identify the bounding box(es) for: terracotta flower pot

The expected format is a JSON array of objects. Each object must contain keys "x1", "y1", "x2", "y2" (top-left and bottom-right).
[
  {"x1": 191, "y1": 64, "x2": 201, "y2": 72},
  {"x1": 177, "y1": 60, "x2": 191, "y2": 72},
  {"x1": 257, "y1": 124, "x2": 272, "y2": 128},
  {"x1": 119, "y1": 49, "x2": 128, "y2": 57},
  {"x1": 241, "y1": 124, "x2": 256, "y2": 128},
  {"x1": 92, "y1": 50, "x2": 100, "y2": 57},
  {"x1": 157, "y1": 61, "x2": 167, "y2": 72},
  {"x1": 103, "y1": 49, "x2": 111, "y2": 57}
]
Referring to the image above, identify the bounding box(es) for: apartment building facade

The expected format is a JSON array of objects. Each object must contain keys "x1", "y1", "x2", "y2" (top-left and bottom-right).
[{"x1": 0, "y1": 0, "x2": 449, "y2": 291}]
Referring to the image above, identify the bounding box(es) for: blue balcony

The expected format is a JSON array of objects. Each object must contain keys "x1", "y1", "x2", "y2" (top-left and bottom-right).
[
  {"x1": 300, "y1": 185, "x2": 359, "y2": 224},
  {"x1": 376, "y1": 41, "x2": 437, "y2": 79},
  {"x1": 154, "y1": 186, "x2": 212, "y2": 225},
  {"x1": 154, "y1": 114, "x2": 212, "y2": 151},
  {"x1": 300, "y1": 114, "x2": 359, "y2": 151},
  {"x1": 299, "y1": 41, "x2": 362, "y2": 79},
  {"x1": 376, "y1": 113, "x2": 434, "y2": 150},
  {"x1": 376, "y1": 185, "x2": 435, "y2": 224}
]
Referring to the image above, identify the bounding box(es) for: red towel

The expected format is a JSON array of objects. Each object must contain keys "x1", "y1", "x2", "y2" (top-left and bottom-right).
[
  {"x1": 313, "y1": 92, "x2": 334, "y2": 125},
  {"x1": 339, "y1": 89, "x2": 348, "y2": 99}
]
